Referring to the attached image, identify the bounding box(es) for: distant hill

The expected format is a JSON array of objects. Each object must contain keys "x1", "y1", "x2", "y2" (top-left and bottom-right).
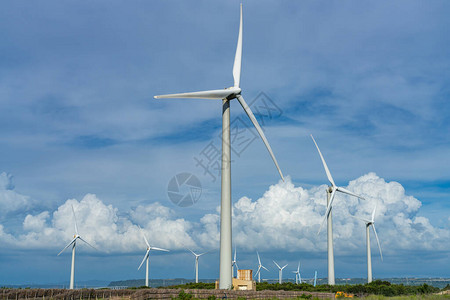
[
  {"x1": 2, "y1": 280, "x2": 110, "y2": 289},
  {"x1": 108, "y1": 278, "x2": 216, "y2": 288}
]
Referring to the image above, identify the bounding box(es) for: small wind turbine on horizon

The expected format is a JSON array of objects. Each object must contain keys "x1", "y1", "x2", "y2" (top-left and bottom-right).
[
  {"x1": 57, "y1": 205, "x2": 96, "y2": 290},
  {"x1": 232, "y1": 247, "x2": 239, "y2": 279},
  {"x1": 311, "y1": 135, "x2": 365, "y2": 285},
  {"x1": 155, "y1": 4, "x2": 284, "y2": 289},
  {"x1": 254, "y1": 252, "x2": 269, "y2": 283},
  {"x1": 137, "y1": 229, "x2": 169, "y2": 287},
  {"x1": 292, "y1": 261, "x2": 301, "y2": 284},
  {"x1": 273, "y1": 261, "x2": 288, "y2": 284},
  {"x1": 354, "y1": 204, "x2": 383, "y2": 283},
  {"x1": 314, "y1": 271, "x2": 317, "y2": 287},
  {"x1": 187, "y1": 248, "x2": 211, "y2": 283}
]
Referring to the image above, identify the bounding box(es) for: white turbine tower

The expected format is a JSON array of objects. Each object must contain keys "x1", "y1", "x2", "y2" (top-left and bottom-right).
[
  {"x1": 187, "y1": 248, "x2": 211, "y2": 283},
  {"x1": 232, "y1": 247, "x2": 239, "y2": 279},
  {"x1": 311, "y1": 135, "x2": 364, "y2": 285},
  {"x1": 313, "y1": 271, "x2": 317, "y2": 287},
  {"x1": 57, "y1": 205, "x2": 96, "y2": 290},
  {"x1": 137, "y1": 231, "x2": 169, "y2": 287},
  {"x1": 354, "y1": 205, "x2": 383, "y2": 283},
  {"x1": 273, "y1": 261, "x2": 288, "y2": 284},
  {"x1": 254, "y1": 252, "x2": 269, "y2": 283},
  {"x1": 155, "y1": 4, "x2": 284, "y2": 289},
  {"x1": 292, "y1": 261, "x2": 301, "y2": 284}
]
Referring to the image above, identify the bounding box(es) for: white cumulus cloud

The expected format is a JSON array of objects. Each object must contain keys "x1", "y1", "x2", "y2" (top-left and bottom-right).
[{"x1": 0, "y1": 172, "x2": 448, "y2": 260}]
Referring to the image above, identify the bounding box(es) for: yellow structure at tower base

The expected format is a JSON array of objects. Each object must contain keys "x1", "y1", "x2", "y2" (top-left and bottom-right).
[{"x1": 215, "y1": 269, "x2": 256, "y2": 291}]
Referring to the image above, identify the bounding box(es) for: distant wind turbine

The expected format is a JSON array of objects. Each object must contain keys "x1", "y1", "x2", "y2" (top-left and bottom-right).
[
  {"x1": 292, "y1": 261, "x2": 301, "y2": 284},
  {"x1": 232, "y1": 247, "x2": 239, "y2": 279},
  {"x1": 254, "y1": 252, "x2": 269, "y2": 283},
  {"x1": 154, "y1": 4, "x2": 284, "y2": 289},
  {"x1": 187, "y1": 248, "x2": 211, "y2": 283},
  {"x1": 57, "y1": 205, "x2": 96, "y2": 290},
  {"x1": 273, "y1": 261, "x2": 288, "y2": 284},
  {"x1": 354, "y1": 204, "x2": 383, "y2": 283},
  {"x1": 137, "y1": 229, "x2": 169, "y2": 287},
  {"x1": 314, "y1": 271, "x2": 317, "y2": 287},
  {"x1": 311, "y1": 135, "x2": 365, "y2": 285}
]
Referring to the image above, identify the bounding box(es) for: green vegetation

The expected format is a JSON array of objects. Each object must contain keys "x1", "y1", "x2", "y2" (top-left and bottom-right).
[
  {"x1": 163, "y1": 280, "x2": 443, "y2": 297},
  {"x1": 253, "y1": 280, "x2": 441, "y2": 296}
]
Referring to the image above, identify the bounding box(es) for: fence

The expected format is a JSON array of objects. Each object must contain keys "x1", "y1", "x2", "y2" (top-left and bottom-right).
[{"x1": 0, "y1": 288, "x2": 335, "y2": 300}]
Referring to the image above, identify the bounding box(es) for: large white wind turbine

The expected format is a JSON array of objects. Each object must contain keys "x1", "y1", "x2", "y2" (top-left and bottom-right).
[
  {"x1": 292, "y1": 261, "x2": 301, "y2": 284},
  {"x1": 155, "y1": 4, "x2": 284, "y2": 289},
  {"x1": 138, "y1": 231, "x2": 169, "y2": 287},
  {"x1": 354, "y1": 205, "x2": 383, "y2": 283},
  {"x1": 187, "y1": 248, "x2": 211, "y2": 283},
  {"x1": 254, "y1": 252, "x2": 269, "y2": 283},
  {"x1": 273, "y1": 261, "x2": 288, "y2": 284},
  {"x1": 311, "y1": 135, "x2": 364, "y2": 285},
  {"x1": 57, "y1": 205, "x2": 96, "y2": 290},
  {"x1": 232, "y1": 247, "x2": 239, "y2": 279}
]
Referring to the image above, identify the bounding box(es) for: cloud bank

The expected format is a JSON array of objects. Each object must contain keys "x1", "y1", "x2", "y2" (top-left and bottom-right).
[{"x1": 0, "y1": 172, "x2": 448, "y2": 259}]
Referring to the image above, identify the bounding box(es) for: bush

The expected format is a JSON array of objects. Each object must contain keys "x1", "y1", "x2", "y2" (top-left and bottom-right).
[{"x1": 172, "y1": 290, "x2": 193, "y2": 300}]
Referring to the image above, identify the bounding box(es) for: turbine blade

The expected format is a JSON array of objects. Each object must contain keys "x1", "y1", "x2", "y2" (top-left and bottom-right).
[
  {"x1": 154, "y1": 89, "x2": 236, "y2": 100},
  {"x1": 257, "y1": 252, "x2": 261, "y2": 265},
  {"x1": 186, "y1": 247, "x2": 197, "y2": 257},
  {"x1": 336, "y1": 186, "x2": 365, "y2": 200},
  {"x1": 372, "y1": 224, "x2": 383, "y2": 261},
  {"x1": 273, "y1": 260, "x2": 281, "y2": 269},
  {"x1": 143, "y1": 235, "x2": 150, "y2": 248},
  {"x1": 138, "y1": 226, "x2": 151, "y2": 248},
  {"x1": 234, "y1": 246, "x2": 237, "y2": 262},
  {"x1": 78, "y1": 237, "x2": 98, "y2": 251},
  {"x1": 71, "y1": 205, "x2": 79, "y2": 236},
  {"x1": 371, "y1": 204, "x2": 377, "y2": 222},
  {"x1": 235, "y1": 262, "x2": 239, "y2": 270},
  {"x1": 151, "y1": 246, "x2": 169, "y2": 252},
  {"x1": 318, "y1": 188, "x2": 336, "y2": 234},
  {"x1": 262, "y1": 265, "x2": 269, "y2": 272},
  {"x1": 57, "y1": 237, "x2": 77, "y2": 256},
  {"x1": 255, "y1": 265, "x2": 261, "y2": 276},
  {"x1": 351, "y1": 215, "x2": 371, "y2": 224},
  {"x1": 297, "y1": 261, "x2": 300, "y2": 273},
  {"x1": 282, "y1": 264, "x2": 288, "y2": 270},
  {"x1": 310, "y1": 135, "x2": 335, "y2": 187},
  {"x1": 236, "y1": 94, "x2": 284, "y2": 181},
  {"x1": 232, "y1": 3, "x2": 243, "y2": 88},
  {"x1": 138, "y1": 250, "x2": 150, "y2": 270}
]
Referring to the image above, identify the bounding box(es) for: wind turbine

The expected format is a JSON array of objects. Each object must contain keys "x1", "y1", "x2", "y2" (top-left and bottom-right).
[
  {"x1": 137, "y1": 230, "x2": 169, "y2": 287},
  {"x1": 57, "y1": 205, "x2": 96, "y2": 290},
  {"x1": 155, "y1": 4, "x2": 284, "y2": 289},
  {"x1": 232, "y1": 247, "x2": 239, "y2": 279},
  {"x1": 187, "y1": 248, "x2": 211, "y2": 283},
  {"x1": 311, "y1": 135, "x2": 364, "y2": 285},
  {"x1": 354, "y1": 205, "x2": 383, "y2": 283},
  {"x1": 273, "y1": 261, "x2": 288, "y2": 284},
  {"x1": 254, "y1": 252, "x2": 269, "y2": 283},
  {"x1": 313, "y1": 271, "x2": 317, "y2": 287},
  {"x1": 292, "y1": 261, "x2": 301, "y2": 284}
]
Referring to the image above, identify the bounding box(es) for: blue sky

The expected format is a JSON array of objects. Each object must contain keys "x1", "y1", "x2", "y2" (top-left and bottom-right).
[{"x1": 0, "y1": 1, "x2": 449, "y2": 285}]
